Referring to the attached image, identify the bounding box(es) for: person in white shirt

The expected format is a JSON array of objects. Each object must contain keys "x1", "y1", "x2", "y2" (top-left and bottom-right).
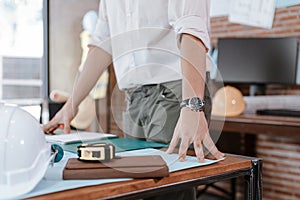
[
  {"x1": 44, "y1": 0, "x2": 224, "y2": 199},
  {"x1": 44, "y1": 1, "x2": 224, "y2": 198}
]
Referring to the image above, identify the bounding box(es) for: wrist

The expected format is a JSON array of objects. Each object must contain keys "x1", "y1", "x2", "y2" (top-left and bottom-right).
[
  {"x1": 64, "y1": 99, "x2": 78, "y2": 114},
  {"x1": 180, "y1": 97, "x2": 205, "y2": 112}
]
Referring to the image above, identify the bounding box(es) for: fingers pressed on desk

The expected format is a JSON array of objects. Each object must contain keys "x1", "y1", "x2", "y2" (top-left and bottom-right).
[
  {"x1": 166, "y1": 122, "x2": 180, "y2": 154},
  {"x1": 178, "y1": 138, "x2": 190, "y2": 162},
  {"x1": 203, "y1": 133, "x2": 225, "y2": 159},
  {"x1": 194, "y1": 140, "x2": 205, "y2": 162},
  {"x1": 43, "y1": 122, "x2": 57, "y2": 134}
]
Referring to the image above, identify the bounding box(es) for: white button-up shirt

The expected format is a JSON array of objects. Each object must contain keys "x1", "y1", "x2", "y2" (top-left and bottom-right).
[{"x1": 89, "y1": 0, "x2": 211, "y2": 90}]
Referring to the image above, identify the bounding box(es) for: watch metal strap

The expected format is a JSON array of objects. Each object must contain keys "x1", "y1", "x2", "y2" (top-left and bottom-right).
[{"x1": 180, "y1": 99, "x2": 189, "y2": 108}]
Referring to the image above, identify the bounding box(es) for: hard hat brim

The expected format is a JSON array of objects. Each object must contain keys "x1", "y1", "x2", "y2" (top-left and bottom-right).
[{"x1": 0, "y1": 151, "x2": 54, "y2": 199}]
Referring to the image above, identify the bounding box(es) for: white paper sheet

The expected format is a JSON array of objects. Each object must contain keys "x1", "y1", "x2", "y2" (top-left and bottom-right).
[
  {"x1": 118, "y1": 148, "x2": 224, "y2": 172},
  {"x1": 45, "y1": 131, "x2": 117, "y2": 144},
  {"x1": 210, "y1": 0, "x2": 300, "y2": 18},
  {"x1": 210, "y1": 0, "x2": 230, "y2": 17},
  {"x1": 276, "y1": 0, "x2": 300, "y2": 8},
  {"x1": 229, "y1": 0, "x2": 276, "y2": 29}
]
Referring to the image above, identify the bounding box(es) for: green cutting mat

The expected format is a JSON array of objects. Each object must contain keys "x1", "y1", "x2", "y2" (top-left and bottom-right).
[{"x1": 62, "y1": 137, "x2": 168, "y2": 153}]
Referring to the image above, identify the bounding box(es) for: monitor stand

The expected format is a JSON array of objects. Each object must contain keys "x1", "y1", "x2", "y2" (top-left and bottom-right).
[{"x1": 249, "y1": 84, "x2": 266, "y2": 96}]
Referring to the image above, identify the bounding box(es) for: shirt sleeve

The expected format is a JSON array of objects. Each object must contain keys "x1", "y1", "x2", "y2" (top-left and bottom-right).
[
  {"x1": 168, "y1": 0, "x2": 211, "y2": 50},
  {"x1": 88, "y1": 0, "x2": 112, "y2": 54}
]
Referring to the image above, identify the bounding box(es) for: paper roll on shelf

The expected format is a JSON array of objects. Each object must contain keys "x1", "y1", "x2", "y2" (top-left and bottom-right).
[
  {"x1": 243, "y1": 95, "x2": 300, "y2": 114},
  {"x1": 49, "y1": 89, "x2": 69, "y2": 103}
]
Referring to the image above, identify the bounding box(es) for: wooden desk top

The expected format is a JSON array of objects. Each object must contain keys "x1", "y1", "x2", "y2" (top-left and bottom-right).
[
  {"x1": 28, "y1": 154, "x2": 255, "y2": 200},
  {"x1": 211, "y1": 114, "x2": 300, "y2": 137}
]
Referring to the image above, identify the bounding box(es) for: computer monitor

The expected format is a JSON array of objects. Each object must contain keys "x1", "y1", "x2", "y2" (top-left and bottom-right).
[{"x1": 217, "y1": 37, "x2": 300, "y2": 95}]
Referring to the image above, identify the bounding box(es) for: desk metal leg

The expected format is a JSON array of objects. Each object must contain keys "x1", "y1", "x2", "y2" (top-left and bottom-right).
[
  {"x1": 230, "y1": 178, "x2": 236, "y2": 200},
  {"x1": 245, "y1": 159, "x2": 263, "y2": 200}
]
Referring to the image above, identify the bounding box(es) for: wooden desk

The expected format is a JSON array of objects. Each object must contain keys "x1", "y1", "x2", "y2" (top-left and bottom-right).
[
  {"x1": 28, "y1": 154, "x2": 262, "y2": 200},
  {"x1": 211, "y1": 114, "x2": 300, "y2": 138}
]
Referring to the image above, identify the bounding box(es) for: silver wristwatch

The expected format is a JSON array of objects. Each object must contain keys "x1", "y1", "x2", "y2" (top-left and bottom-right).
[{"x1": 180, "y1": 97, "x2": 205, "y2": 112}]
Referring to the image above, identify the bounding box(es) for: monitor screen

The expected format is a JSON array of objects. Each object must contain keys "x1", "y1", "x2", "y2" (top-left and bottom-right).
[{"x1": 217, "y1": 37, "x2": 299, "y2": 85}]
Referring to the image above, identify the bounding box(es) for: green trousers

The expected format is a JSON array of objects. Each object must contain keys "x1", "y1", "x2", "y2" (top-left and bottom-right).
[
  {"x1": 122, "y1": 73, "x2": 212, "y2": 200},
  {"x1": 123, "y1": 72, "x2": 212, "y2": 144},
  {"x1": 123, "y1": 74, "x2": 212, "y2": 200}
]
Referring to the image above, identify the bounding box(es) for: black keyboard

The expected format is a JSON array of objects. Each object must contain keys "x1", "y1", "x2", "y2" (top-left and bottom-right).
[{"x1": 256, "y1": 109, "x2": 300, "y2": 118}]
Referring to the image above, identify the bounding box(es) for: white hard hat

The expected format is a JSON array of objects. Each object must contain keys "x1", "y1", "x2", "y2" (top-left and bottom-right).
[
  {"x1": 212, "y1": 86, "x2": 246, "y2": 117},
  {"x1": 0, "y1": 104, "x2": 54, "y2": 199}
]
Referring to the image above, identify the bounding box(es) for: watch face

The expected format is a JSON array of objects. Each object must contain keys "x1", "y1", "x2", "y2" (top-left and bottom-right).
[{"x1": 189, "y1": 97, "x2": 205, "y2": 111}]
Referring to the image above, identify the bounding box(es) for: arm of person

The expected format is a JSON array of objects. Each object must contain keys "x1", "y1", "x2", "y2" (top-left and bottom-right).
[
  {"x1": 166, "y1": 33, "x2": 224, "y2": 162},
  {"x1": 43, "y1": 46, "x2": 112, "y2": 134}
]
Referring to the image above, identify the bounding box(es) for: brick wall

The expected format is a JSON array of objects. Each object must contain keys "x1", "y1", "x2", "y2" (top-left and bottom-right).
[
  {"x1": 257, "y1": 135, "x2": 300, "y2": 199},
  {"x1": 210, "y1": 4, "x2": 300, "y2": 200}
]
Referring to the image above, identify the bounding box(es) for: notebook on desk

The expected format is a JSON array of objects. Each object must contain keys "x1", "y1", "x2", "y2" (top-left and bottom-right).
[{"x1": 45, "y1": 131, "x2": 117, "y2": 144}]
